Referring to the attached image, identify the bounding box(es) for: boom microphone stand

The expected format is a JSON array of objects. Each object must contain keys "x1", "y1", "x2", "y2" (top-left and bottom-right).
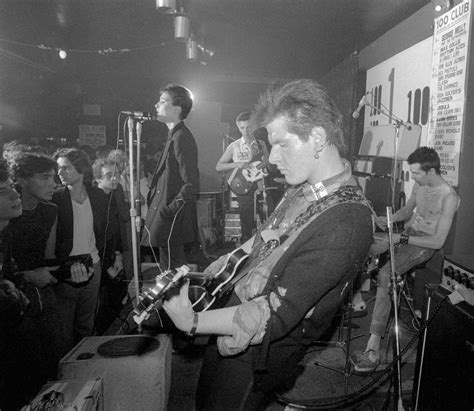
[
  {"x1": 358, "y1": 97, "x2": 417, "y2": 411},
  {"x1": 126, "y1": 116, "x2": 143, "y2": 334}
]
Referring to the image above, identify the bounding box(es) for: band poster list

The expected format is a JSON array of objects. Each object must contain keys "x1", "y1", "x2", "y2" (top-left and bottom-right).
[{"x1": 428, "y1": 0, "x2": 472, "y2": 186}]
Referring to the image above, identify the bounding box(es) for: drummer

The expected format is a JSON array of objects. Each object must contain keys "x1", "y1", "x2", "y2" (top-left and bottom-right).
[{"x1": 351, "y1": 147, "x2": 459, "y2": 374}]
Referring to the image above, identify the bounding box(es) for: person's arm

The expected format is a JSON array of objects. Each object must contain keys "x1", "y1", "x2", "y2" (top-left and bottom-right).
[
  {"x1": 376, "y1": 185, "x2": 418, "y2": 229},
  {"x1": 164, "y1": 204, "x2": 373, "y2": 344},
  {"x1": 392, "y1": 191, "x2": 458, "y2": 249},
  {"x1": 170, "y1": 130, "x2": 199, "y2": 209},
  {"x1": 163, "y1": 281, "x2": 237, "y2": 335},
  {"x1": 215, "y1": 145, "x2": 247, "y2": 173}
]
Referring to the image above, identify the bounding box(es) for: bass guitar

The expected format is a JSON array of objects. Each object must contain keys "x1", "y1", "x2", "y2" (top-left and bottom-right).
[
  {"x1": 227, "y1": 161, "x2": 268, "y2": 195},
  {"x1": 133, "y1": 248, "x2": 249, "y2": 325}
]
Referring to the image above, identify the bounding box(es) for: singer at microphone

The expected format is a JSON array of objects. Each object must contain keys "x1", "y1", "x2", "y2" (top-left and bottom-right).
[
  {"x1": 122, "y1": 111, "x2": 157, "y2": 120},
  {"x1": 352, "y1": 93, "x2": 367, "y2": 119}
]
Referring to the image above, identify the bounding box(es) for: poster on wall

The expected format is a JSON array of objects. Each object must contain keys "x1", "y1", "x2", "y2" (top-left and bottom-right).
[
  {"x1": 364, "y1": 36, "x2": 433, "y2": 195},
  {"x1": 78, "y1": 125, "x2": 106, "y2": 148},
  {"x1": 365, "y1": 36, "x2": 433, "y2": 146},
  {"x1": 427, "y1": 0, "x2": 472, "y2": 186}
]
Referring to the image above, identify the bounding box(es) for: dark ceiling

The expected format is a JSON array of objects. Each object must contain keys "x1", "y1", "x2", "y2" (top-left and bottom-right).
[
  {"x1": 0, "y1": 0, "x2": 431, "y2": 139},
  {"x1": 1, "y1": 0, "x2": 431, "y2": 79}
]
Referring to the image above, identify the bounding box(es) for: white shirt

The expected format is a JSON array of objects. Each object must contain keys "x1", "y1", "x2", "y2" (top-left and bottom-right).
[{"x1": 70, "y1": 197, "x2": 99, "y2": 263}]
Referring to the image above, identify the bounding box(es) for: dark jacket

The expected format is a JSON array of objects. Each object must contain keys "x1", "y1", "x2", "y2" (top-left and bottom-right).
[
  {"x1": 52, "y1": 185, "x2": 108, "y2": 259},
  {"x1": 141, "y1": 121, "x2": 199, "y2": 247}
]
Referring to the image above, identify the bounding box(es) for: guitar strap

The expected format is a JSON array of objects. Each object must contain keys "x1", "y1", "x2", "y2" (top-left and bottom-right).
[{"x1": 230, "y1": 166, "x2": 371, "y2": 299}]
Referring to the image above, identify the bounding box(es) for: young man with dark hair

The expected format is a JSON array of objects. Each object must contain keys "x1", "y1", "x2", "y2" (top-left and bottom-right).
[
  {"x1": 216, "y1": 110, "x2": 275, "y2": 243},
  {"x1": 92, "y1": 158, "x2": 130, "y2": 333},
  {"x1": 141, "y1": 83, "x2": 200, "y2": 270},
  {"x1": 351, "y1": 146, "x2": 459, "y2": 373},
  {"x1": 162, "y1": 79, "x2": 374, "y2": 409},
  {"x1": 53, "y1": 148, "x2": 106, "y2": 351},
  {"x1": 1, "y1": 153, "x2": 91, "y2": 407}
]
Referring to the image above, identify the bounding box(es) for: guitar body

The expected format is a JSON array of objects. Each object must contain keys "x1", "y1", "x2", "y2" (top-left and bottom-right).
[
  {"x1": 188, "y1": 248, "x2": 249, "y2": 311},
  {"x1": 228, "y1": 161, "x2": 267, "y2": 195},
  {"x1": 133, "y1": 249, "x2": 249, "y2": 325}
]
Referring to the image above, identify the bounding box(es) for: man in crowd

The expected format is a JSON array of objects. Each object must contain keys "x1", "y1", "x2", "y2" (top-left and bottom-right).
[
  {"x1": 141, "y1": 84, "x2": 199, "y2": 270},
  {"x1": 162, "y1": 79, "x2": 374, "y2": 409},
  {"x1": 0, "y1": 159, "x2": 26, "y2": 409},
  {"x1": 351, "y1": 146, "x2": 459, "y2": 373},
  {"x1": 53, "y1": 148, "x2": 106, "y2": 351},
  {"x1": 216, "y1": 111, "x2": 274, "y2": 243},
  {"x1": 1, "y1": 154, "x2": 91, "y2": 407},
  {"x1": 92, "y1": 158, "x2": 130, "y2": 334}
]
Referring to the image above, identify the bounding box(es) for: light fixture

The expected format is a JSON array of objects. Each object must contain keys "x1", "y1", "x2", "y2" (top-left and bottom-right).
[
  {"x1": 174, "y1": 13, "x2": 190, "y2": 42},
  {"x1": 58, "y1": 49, "x2": 67, "y2": 59},
  {"x1": 197, "y1": 44, "x2": 215, "y2": 57},
  {"x1": 186, "y1": 38, "x2": 199, "y2": 61},
  {"x1": 432, "y1": 0, "x2": 451, "y2": 14},
  {"x1": 156, "y1": 0, "x2": 176, "y2": 14}
]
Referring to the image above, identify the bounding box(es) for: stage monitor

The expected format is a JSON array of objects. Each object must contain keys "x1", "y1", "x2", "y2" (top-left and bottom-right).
[{"x1": 358, "y1": 124, "x2": 421, "y2": 160}]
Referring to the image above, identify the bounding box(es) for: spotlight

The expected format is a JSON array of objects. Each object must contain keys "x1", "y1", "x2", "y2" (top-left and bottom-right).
[
  {"x1": 432, "y1": 0, "x2": 451, "y2": 14},
  {"x1": 186, "y1": 38, "x2": 199, "y2": 61},
  {"x1": 58, "y1": 49, "x2": 67, "y2": 59},
  {"x1": 197, "y1": 44, "x2": 215, "y2": 57},
  {"x1": 156, "y1": 0, "x2": 176, "y2": 14},
  {"x1": 174, "y1": 13, "x2": 190, "y2": 42}
]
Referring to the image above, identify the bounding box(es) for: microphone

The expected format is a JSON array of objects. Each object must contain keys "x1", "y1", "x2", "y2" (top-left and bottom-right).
[
  {"x1": 121, "y1": 111, "x2": 157, "y2": 121},
  {"x1": 352, "y1": 93, "x2": 368, "y2": 119}
]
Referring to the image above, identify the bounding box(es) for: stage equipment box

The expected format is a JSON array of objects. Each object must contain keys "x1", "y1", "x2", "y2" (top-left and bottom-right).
[
  {"x1": 28, "y1": 378, "x2": 103, "y2": 411},
  {"x1": 58, "y1": 334, "x2": 171, "y2": 411},
  {"x1": 224, "y1": 212, "x2": 241, "y2": 243}
]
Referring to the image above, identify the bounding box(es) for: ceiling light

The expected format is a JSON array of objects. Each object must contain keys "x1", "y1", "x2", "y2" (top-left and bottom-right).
[
  {"x1": 156, "y1": 0, "x2": 176, "y2": 14},
  {"x1": 186, "y1": 38, "x2": 198, "y2": 61},
  {"x1": 174, "y1": 13, "x2": 190, "y2": 42}
]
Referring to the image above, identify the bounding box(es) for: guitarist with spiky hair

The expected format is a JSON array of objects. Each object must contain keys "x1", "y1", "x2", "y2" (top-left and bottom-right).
[{"x1": 216, "y1": 111, "x2": 273, "y2": 243}]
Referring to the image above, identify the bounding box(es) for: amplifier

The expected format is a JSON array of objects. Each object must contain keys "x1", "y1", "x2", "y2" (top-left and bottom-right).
[
  {"x1": 413, "y1": 285, "x2": 474, "y2": 410},
  {"x1": 441, "y1": 254, "x2": 474, "y2": 306},
  {"x1": 58, "y1": 334, "x2": 171, "y2": 411}
]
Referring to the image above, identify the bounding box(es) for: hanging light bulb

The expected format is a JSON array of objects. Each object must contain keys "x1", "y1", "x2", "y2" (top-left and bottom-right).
[
  {"x1": 58, "y1": 49, "x2": 67, "y2": 59},
  {"x1": 156, "y1": 0, "x2": 176, "y2": 14},
  {"x1": 432, "y1": 0, "x2": 451, "y2": 14},
  {"x1": 174, "y1": 13, "x2": 190, "y2": 42},
  {"x1": 186, "y1": 38, "x2": 198, "y2": 61}
]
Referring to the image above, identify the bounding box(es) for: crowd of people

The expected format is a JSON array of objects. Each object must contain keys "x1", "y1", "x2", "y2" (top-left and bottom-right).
[
  {"x1": 0, "y1": 79, "x2": 458, "y2": 410},
  {"x1": 0, "y1": 142, "x2": 159, "y2": 408}
]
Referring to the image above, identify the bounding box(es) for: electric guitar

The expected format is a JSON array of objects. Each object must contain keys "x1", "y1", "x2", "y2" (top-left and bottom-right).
[
  {"x1": 227, "y1": 161, "x2": 268, "y2": 195},
  {"x1": 133, "y1": 248, "x2": 249, "y2": 325}
]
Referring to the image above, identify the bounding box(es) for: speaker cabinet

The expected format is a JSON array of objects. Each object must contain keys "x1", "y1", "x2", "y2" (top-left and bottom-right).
[
  {"x1": 58, "y1": 334, "x2": 171, "y2": 411},
  {"x1": 413, "y1": 285, "x2": 474, "y2": 410},
  {"x1": 364, "y1": 177, "x2": 402, "y2": 215}
]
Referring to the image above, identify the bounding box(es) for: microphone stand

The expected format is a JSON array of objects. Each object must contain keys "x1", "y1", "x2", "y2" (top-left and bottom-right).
[
  {"x1": 386, "y1": 207, "x2": 405, "y2": 411},
  {"x1": 360, "y1": 99, "x2": 410, "y2": 410},
  {"x1": 127, "y1": 116, "x2": 143, "y2": 334},
  {"x1": 362, "y1": 99, "x2": 410, "y2": 211}
]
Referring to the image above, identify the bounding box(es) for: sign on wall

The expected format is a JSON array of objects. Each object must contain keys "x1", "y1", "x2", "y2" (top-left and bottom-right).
[
  {"x1": 78, "y1": 124, "x2": 106, "y2": 148},
  {"x1": 365, "y1": 36, "x2": 433, "y2": 146},
  {"x1": 427, "y1": 0, "x2": 472, "y2": 186},
  {"x1": 365, "y1": 37, "x2": 433, "y2": 195}
]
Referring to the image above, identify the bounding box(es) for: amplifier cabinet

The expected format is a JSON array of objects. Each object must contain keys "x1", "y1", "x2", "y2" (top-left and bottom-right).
[
  {"x1": 58, "y1": 334, "x2": 171, "y2": 411},
  {"x1": 412, "y1": 285, "x2": 474, "y2": 410}
]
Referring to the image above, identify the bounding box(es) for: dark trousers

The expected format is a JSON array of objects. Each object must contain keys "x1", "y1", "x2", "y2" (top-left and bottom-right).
[{"x1": 196, "y1": 338, "x2": 269, "y2": 411}]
